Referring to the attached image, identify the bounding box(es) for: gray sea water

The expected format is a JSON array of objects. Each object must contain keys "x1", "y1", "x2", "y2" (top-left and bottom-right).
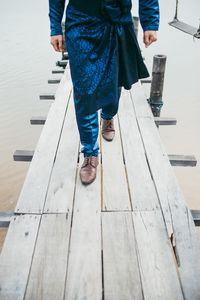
[{"x1": 0, "y1": 0, "x2": 200, "y2": 248}]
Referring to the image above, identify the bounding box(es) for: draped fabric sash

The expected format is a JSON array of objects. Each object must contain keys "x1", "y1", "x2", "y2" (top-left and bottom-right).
[
  {"x1": 65, "y1": 2, "x2": 149, "y2": 116},
  {"x1": 101, "y1": 0, "x2": 133, "y2": 23}
]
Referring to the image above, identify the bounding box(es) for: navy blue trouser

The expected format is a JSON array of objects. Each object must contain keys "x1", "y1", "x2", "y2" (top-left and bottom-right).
[{"x1": 74, "y1": 87, "x2": 122, "y2": 157}]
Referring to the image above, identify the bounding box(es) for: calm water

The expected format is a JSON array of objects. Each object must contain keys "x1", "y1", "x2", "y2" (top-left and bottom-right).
[{"x1": 0, "y1": 0, "x2": 200, "y2": 248}]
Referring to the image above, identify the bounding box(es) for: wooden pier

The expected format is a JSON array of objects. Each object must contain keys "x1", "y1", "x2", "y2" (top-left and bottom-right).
[{"x1": 1, "y1": 61, "x2": 200, "y2": 299}]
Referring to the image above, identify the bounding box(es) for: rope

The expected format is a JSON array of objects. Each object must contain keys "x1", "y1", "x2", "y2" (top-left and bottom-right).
[
  {"x1": 173, "y1": 0, "x2": 200, "y2": 39},
  {"x1": 174, "y1": 0, "x2": 179, "y2": 20},
  {"x1": 194, "y1": 22, "x2": 200, "y2": 39},
  {"x1": 147, "y1": 98, "x2": 163, "y2": 113}
]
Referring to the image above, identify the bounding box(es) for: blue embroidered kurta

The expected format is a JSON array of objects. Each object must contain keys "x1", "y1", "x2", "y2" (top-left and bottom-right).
[{"x1": 48, "y1": 0, "x2": 160, "y2": 116}]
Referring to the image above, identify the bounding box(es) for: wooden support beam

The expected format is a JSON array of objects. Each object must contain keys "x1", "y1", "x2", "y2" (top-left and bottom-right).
[
  {"x1": 13, "y1": 150, "x2": 34, "y2": 162},
  {"x1": 62, "y1": 52, "x2": 69, "y2": 59},
  {"x1": 1, "y1": 210, "x2": 200, "y2": 228},
  {"x1": 39, "y1": 93, "x2": 55, "y2": 100},
  {"x1": 52, "y1": 69, "x2": 65, "y2": 74},
  {"x1": 154, "y1": 117, "x2": 177, "y2": 126},
  {"x1": 141, "y1": 78, "x2": 152, "y2": 84},
  {"x1": 149, "y1": 54, "x2": 167, "y2": 117},
  {"x1": 48, "y1": 79, "x2": 61, "y2": 84},
  {"x1": 13, "y1": 149, "x2": 197, "y2": 167},
  {"x1": 169, "y1": 154, "x2": 197, "y2": 167},
  {"x1": 0, "y1": 211, "x2": 14, "y2": 227},
  {"x1": 191, "y1": 210, "x2": 200, "y2": 226},
  {"x1": 56, "y1": 60, "x2": 68, "y2": 67},
  {"x1": 132, "y1": 16, "x2": 139, "y2": 37},
  {"x1": 30, "y1": 116, "x2": 46, "y2": 125}
]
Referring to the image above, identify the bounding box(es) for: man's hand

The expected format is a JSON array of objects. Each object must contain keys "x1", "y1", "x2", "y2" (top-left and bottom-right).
[
  {"x1": 50, "y1": 35, "x2": 64, "y2": 52},
  {"x1": 143, "y1": 30, "x2": 157, "y2": 48}
]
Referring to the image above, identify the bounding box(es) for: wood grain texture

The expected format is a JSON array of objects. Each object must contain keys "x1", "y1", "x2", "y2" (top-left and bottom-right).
[
  {"x1": 131, "y1": 84, "x2": 200, "y2": 299},
  {"x1": 169, "y1": 19, "x2": 199, "y2": 36},
  {"x1": 102, "y1": 212, "x2": 143, "y2": 300},
  {"x1": 0, "y1": 215, "x2": 41, "y2": 300},
  {"x1": 101, "y1": 114, "x2": 131, "y2": 211},
  {"x1": 25, "y1": 214, "x2": 71, "y2": 300},
  {"x1": 168, "y1": 154, "x2": 197, "y2": 167},
  {"x1": 64, "y1": 154, "x2": 102, "y2": 300},
  {"x1": 15, "y1": 67, "x2": 72, "y2": 214},
  {"x1": 118, "y1": 89, "x2": 159, "y2": 210},
  {"x1": 132, "y1": 210, "x2": 184, "y2": 300},
  {"x1": 0, "y1": 210, "x2": 14, "y2": 227},
  {"x1": 44, "y1": 93, "x2": 79, "y2": 213}
]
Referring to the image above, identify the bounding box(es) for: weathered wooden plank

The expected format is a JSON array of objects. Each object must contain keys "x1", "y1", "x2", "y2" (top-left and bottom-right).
[
  {"x1": 168, "y1": 154, "x2": 197, "y2": 167},
  {"x1": 44, "y1": 94, "x2": 80, "y2": 213},
  {"x1": 101, "y1": 115, "x2": 131, "y2": 211},
  {"x1": 56, "y1": 60, "x2": 67, "y2": 67},
  {"x1": 48, "y1": 78, "x2": 61, "y2": 84},
  {"x1": 118, "y1": 89, "x2": 159, "y2": 210},
  {"x1": 130, "y1": 82, "x2": 153, "y2": 118},
  {"x1": 15, "y1": 149, "x2": 196, "y2": 167},
  {"x1": 141, "y1": 78, "x2": 152, "y2": 84},
  {"x1": 39, "y1": 93, "x2": 55, "y2": 100},
  {"x1": 13, "y1": 150, "x2": 34, "y2": 161},
  {"x1": 30, "y1": 116, "x2": 46, "y2": 125},
  {"x1": 52, "y1": 69, "x2": 65, "y2": 74},
  {"x1": 25, "y1": 214, "x2": 71, "y2": 300},
  {"x1": 0, "y1": 209, "x2": 198, "y2": 228},
  {"x1": 64, "y1": 154, "x2": 102, "y2": 300},
  {"x1": 191, "y1": 210, "x2": 200, "y2": 226},
  {"x1": 131, "y1": 84, "x2": 200, "y2": 299},
  {"x1": 0, "y1": 214, "x2": 41, "y2": 299},
  {"x1": 15, "y1": 67, "x2": 72, "y2": 214},
  {"x1": 102, "y1": 212, "x2": 143, "y2": 300},
  {"x1": 169, "y1": 19, "x2": 199, "y2": 36},
  {"x1": 154, "y1": 117, "x2": 177, "y2": 126},
  {"x1": 129, "y1": 82, "x2": 174, "y2": 229},
  {"x1": 0, "y1": 211, "x2": 14, "y2": 227},
  {"x1": 132, "y1": 210, "x2": 184, "y2": 299}
]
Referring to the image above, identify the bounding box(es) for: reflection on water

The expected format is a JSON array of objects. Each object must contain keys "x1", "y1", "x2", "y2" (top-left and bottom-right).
[{"x1": 0, "y1": 0, "x2": 200, "y2": 250}]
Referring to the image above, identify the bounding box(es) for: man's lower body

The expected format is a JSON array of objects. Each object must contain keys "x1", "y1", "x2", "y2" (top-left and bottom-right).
[{"x1": 74, "y1": 86, "x2": 122, "y2": 184}]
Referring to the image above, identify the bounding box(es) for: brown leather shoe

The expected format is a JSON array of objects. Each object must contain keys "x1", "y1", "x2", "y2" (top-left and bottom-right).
[
  {"x1": 101, "y1": 118, "x2": 115, "y2": 141},
  {"x1": 79, "y1": 155, "x2": 99, "y2": 184}
]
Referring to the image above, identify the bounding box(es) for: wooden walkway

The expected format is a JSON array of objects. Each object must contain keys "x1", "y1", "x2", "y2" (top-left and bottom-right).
[{"x1": 1, "y1": 65, "x2": 200, "y2": 299}]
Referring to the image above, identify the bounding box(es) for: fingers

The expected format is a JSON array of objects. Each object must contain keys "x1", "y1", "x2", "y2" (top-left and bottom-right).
[
  {"x1": 143, "y1": 33, "x2": 150, "y2": 48},
  {"x1": 58, "y1": 37, "x2": 63, "y2": 52},
  {"x1": 143, "y1": 31, "x2": 157, "y2": 48},
  {"x1": 50, "y1": 35, "x2": 63, "y2": 52}
]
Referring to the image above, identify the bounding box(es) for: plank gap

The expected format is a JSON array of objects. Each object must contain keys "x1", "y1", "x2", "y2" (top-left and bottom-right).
[
  {"x1": 62, "y1": 153, "x2": 80, "y2": 299},
  {"x1": 117, "y1": 112, "x2": 133, "y2": 211}
]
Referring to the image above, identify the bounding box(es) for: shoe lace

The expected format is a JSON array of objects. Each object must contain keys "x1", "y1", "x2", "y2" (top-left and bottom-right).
[
  {"x1": 90, "y1": 156, "x2": 97, "y2": 167},
  {"x1": 82, "y1": 156, "x2": 90, "y2": 167},
  {"x1": 103, "y1": 119, "x2": 114, "y2": 131}
]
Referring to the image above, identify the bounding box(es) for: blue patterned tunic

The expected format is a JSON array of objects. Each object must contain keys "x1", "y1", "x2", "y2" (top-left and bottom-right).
[{"x1": 49, "y1": 0, "x2": 160, "y2": 116}]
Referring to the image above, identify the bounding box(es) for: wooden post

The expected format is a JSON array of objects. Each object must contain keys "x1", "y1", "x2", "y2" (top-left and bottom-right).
[
  {"x1": 174, "y1": 0, "x2": 179, "y2": 20},
  {"x1": 133, "y1": 16, "x2": 139, "y2": 38},
  {"x1": 148, "y1": 54, "x2": 167, "y2": 117},
  {"x1": 62, "y1": 21, "x2": 67, "y2": 60}
]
